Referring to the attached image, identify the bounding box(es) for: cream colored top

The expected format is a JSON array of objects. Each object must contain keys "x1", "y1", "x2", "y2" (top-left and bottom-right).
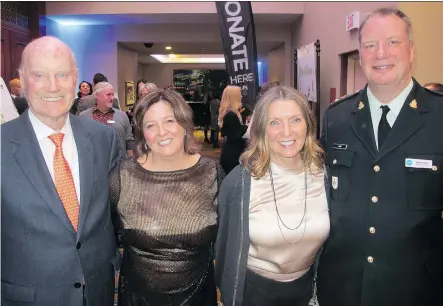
[{"x1": 247, "y1": 162, "x2": 330, "y2": 282}]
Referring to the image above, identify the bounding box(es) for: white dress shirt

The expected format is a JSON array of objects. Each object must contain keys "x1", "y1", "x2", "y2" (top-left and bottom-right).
[
  {"x1": 367, "y1": 79, "x2": 414, "y2": 150},
  {"x1": 28, "y1": 110, "x2": 81, "y2": 204}
]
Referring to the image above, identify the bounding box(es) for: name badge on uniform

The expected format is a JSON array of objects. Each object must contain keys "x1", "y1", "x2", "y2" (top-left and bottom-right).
[
  {"x1": 107, "y1": 120, "x2": 115, "y2": 124},
  {"x1": 332, "y1": 143, "x2": 348, "y2": 150},
  {"x1": 405, "y1": 158, "x2": 433, "y2": 169},
  {"x1": 332, "y1": 176, "x2": 338, "y2": 190}
]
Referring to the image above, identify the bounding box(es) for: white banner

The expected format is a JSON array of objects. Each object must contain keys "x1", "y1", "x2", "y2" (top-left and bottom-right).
[
  {"x1": 297, "y1": 42, "x2": 317, "y2": 102},
  {"x1": 0, "y1": 77, "x2": 19, "y2": 124}
]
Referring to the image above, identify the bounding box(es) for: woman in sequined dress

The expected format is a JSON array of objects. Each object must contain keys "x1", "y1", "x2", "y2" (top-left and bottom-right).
[{"x1": 110, "y1": 89, "x2": 225, "y2": 306}]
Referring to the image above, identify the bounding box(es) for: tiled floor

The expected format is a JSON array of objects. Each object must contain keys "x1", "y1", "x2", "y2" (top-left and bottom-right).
[{"x1": 195, "y1": 130, "x2": 222, "y2": 161}]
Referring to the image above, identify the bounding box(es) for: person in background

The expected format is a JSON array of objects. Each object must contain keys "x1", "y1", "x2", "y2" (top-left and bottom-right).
[
  {"x1": 138, "y1": 82, "x2": 158, "y2": 100},
  {"x1": 110, "y1": 88, "x2": 224, "y2": 305},
  {"x1": 127, "y1": 81, "x2": 158, "y2": 134},
  {"x1": 216, "y1": 85, "x2": 328, "y2": 306},
  {"x1": 318, "y1": 7, "x2": 443, "y2": 306},
  {"x1": 424, "y1": 82, "x2": 443, "y2": 94},
  {"x1": 209, "y1": 93, "x2": 221, "y2": 149},
  {"x1": 203, "y1": 97, "x2": 212, "y2": 144},
  {"x1": 77, "y1": 72, "x2": 120, "y2": 114},
  {"x1": 135, "y1": 79, "x2": 148, "y2": 102},
  {"x1": 8, "y1": 78, "x2": 28, "y2": 114},
  {"x1": 79, "y1": 81, "x2": 135, "y2": 157},
  {"x1": 8, "y1": 77, "x2": 21, "y2": 99},
  {"x1": 70, "y1": 80, "x2": 92, "y2": 115},
  {"x1": 218, "y1": 85, "x2": 247, "y2": 174},
  {"x1": 1, "y1": 36, "x2": 121, "y2": 306}
]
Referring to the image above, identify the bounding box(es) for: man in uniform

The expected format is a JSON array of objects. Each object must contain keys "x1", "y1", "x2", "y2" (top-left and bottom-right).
[{"x1": 317, "y1": 7, "x2": 443, "y2": 306}]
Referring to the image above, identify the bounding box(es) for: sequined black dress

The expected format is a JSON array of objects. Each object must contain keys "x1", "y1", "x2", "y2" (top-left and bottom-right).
[{"x1": 110, "y1": 156, "x2": 225, "y2": 306}]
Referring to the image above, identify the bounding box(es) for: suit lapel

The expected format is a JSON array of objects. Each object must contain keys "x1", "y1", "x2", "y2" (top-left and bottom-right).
[
  {"x1": 70, "y1": 115, "x2": 94, "y2": 237},
  {"x1": 12, "y1": 112, "x2": 76, "y2": 234},
  {"x1": 350, "y1": 88, "x2": 378, "y2": 159},
  {"x1": 376, "y1": 80, "x2": 427, "y2": 162}
]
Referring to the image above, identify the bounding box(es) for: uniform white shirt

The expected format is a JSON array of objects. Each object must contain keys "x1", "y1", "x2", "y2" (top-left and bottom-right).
[
  {"x1": 28, "y1": 110, "x2": 81, "y2": 204},
  {"x1": 367, "y1": 79, "x2": 413, "y2": 150}
]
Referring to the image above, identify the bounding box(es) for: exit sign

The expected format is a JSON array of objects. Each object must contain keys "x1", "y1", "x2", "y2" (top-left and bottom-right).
[{"x1": 346, "y1": 12, "x2": 360, "y2": 32}]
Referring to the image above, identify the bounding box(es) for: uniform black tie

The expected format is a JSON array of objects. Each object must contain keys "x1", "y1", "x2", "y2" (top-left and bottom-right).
[{"x1": 378, "y1": 105, "x2": 391, "y2": 149}]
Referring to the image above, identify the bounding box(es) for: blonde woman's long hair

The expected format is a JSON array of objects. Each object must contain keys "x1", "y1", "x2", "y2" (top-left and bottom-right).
[
  {"x1": 218, "y1": 85, "x2": 242, "y2": 128},
  {"x1": 240, "y1": 85, "x2": 325, "y2": 179}
]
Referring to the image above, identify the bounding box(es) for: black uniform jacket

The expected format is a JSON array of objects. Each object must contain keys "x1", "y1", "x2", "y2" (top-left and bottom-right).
[{"x1": 317, "y1": 78, "x2": 443, "y2": 306}]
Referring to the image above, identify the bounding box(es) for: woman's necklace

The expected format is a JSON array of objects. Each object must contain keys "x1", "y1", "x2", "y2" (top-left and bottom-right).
[{"x1": 269, "y1": 164, "x2": 308, "y2": 245}]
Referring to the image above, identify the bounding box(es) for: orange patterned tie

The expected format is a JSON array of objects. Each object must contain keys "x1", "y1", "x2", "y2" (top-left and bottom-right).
[{"x1": 48, "y1": 133, "x2": 79, "y2": 231}]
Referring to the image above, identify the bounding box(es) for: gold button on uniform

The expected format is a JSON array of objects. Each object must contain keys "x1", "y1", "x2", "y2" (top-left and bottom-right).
[
  {"x1": 371, "y1": 196, "x2": 378, "y2": 203},
  {"x1": 432, "y1": 165, "x2": 438, "y2": 171},
  {"x1": 374, "y1": 165, "x2": 380, "y2": 172},
  {"x1": 333, "y1": 159, "x2": 337, "y2": 165},
  {"x1": 369, "y1": 227, "x2": 376, "y2": 234},
  {"x1": 367, "y1": 256, "x2": 374, "y2": 263}
]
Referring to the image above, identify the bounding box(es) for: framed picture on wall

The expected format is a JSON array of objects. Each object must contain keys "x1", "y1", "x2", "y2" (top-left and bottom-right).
[
  {"x1": 172, "y1": 69, "x2": 230, "y2": 102},
  {"x1": 125, "y1": 81, "x2": 135, "y2": 106}
]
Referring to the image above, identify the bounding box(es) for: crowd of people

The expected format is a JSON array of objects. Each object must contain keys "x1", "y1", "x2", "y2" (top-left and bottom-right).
[{"x1": 2, "y1": 6, "x2": 443, "y2": 306}]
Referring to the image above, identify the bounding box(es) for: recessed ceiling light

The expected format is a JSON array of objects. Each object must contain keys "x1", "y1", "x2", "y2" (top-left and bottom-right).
[
  {"x1": 165, "y1": 46, "x2": 172, "y2": 50},
  {"x1": 150, "y1": 54, "x2": 225, "y2": 64}
]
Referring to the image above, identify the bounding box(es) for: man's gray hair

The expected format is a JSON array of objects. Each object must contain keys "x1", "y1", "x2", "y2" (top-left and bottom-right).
[
  {"x1": 139, "y1": 83, "x2": 157, "y2": 92},
  {"x1": 93, "y1": 81, "x2": 113, "y2": 95},
  {"x1": 358, "y1": 7, "x2": 413, "y2": 44}
]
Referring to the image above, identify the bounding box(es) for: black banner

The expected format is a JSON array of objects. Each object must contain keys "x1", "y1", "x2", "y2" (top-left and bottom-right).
[{"x1": 216, "y1": 1, "x2": 259, "y2": 110}]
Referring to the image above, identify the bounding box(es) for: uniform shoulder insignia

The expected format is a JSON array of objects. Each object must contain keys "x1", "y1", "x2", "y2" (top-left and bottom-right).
[
  {"x1": 424, "y1": 87, "x2": 443, "y2": 97},
  {"x1": 328, "y1": 90, "x2": 361, "y2": 109}
]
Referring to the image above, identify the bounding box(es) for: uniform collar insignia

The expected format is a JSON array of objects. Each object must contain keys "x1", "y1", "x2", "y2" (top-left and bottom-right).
[
  {"x1": 409, "y1": 99, "x2": 417, "y2": 109},
  {"x1": 358, "y1": 101, "x2": 364, "y2": 110}
]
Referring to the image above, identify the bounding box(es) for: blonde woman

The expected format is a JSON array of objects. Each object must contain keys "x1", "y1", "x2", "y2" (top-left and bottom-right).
[
  {"x1": 215, "y1": 86, "x2": 329, "y2": 306},
  {"x1": 218, "y1": 85, "x2": 247, "y2": 174}
]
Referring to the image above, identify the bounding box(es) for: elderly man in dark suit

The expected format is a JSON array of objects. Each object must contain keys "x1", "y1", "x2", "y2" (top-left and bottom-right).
[
  {"x1": 1, "y1": 36, "x2": 122, "y2": 306},
  {"x1": 76, "y1": 73, "x2": 120, "y2": 114},
  {"x1": 318, "y1": 7, "x2": 443, "y2": 306}
]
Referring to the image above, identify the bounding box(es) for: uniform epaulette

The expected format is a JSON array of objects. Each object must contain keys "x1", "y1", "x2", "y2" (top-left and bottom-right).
[
  {"x1": 328, "y1": 90, "x2": 361, "y2": 110},
  {"x1": 424, "y1": 87, "x2": 443, "y2": 97}
]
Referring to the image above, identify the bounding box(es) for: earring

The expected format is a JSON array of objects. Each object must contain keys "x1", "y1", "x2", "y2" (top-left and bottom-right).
[
  {"x1": 184, "y1": 130, "x2": 187, "y2": 137},
  {"x1": 144, "y1": 143, "x2": 149, "y2": 150}
]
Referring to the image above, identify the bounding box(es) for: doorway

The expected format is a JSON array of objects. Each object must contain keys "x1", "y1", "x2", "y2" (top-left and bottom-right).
[{"x1": 340, "y1": 49, "x2": 366, "y2": 97}]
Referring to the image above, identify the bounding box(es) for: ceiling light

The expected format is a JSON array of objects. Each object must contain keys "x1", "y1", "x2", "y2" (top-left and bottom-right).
[
  {"x1": 165, "y1": 46, "x2": 172, "y2": 50},
  {"x1": 150, "y1": 54, "x2": 225, "y2": 64}
]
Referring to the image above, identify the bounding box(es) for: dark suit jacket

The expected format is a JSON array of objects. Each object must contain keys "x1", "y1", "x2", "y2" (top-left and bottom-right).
[
  {"x1": 70, "y1": 97, "x2": 80, "y2": 115},
  {"x1": 1, "y1": 111, "x2": 122, "y2": 306},
  {"x1": 317, "y1": 78, "x2": 443, "y2": 306},
  {"x1": 209, "y1": 99, "x2": 220, "y2": 128},
  {"x1": 12, "y1": 96, "x2": 28, "y2": 115}
]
